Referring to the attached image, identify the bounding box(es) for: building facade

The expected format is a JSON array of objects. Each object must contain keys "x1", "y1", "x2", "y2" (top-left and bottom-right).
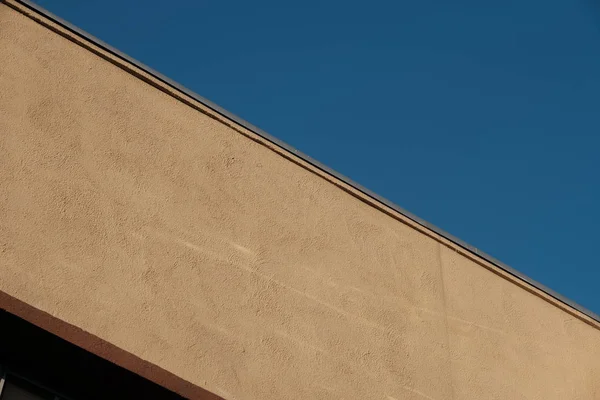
[{"x1": 1, "y1": 1, "x2": 600, "y2": 398}]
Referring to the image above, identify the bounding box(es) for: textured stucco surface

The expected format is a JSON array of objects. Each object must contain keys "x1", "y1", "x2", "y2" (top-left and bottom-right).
[{"x1": 1, "y1": 2, "x2": 600, "y2": 399}]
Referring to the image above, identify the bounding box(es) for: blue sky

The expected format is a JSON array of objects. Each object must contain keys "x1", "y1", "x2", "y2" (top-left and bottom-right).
[{"x1": 34, "y1": 0, "x2": 600, "y2": 314}]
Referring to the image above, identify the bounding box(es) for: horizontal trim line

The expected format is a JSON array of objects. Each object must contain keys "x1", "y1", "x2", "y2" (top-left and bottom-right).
[{"x1": 6, "y1": 0, "x2": 600, "y2": 325}]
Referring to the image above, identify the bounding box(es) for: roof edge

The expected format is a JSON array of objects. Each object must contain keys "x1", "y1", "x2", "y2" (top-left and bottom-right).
[{"x1": 5, "y1": 0, "x2": 600, "y2": 326}]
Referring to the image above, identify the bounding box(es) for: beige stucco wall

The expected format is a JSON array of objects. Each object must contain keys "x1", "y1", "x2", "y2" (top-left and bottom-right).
[{"x1": 1, "y1": 2, "x2": 599, "y2": 399}]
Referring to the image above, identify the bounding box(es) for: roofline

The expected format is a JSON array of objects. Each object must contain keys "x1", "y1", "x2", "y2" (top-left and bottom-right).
[{"x1": 6, "y1": 0, "x2": 600, "y2": 325}]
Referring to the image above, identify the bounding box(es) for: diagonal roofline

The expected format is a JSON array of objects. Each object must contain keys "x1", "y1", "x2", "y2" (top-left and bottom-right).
[{"x1": 5, "y1": 0, "x2": 600, "y2": 326}]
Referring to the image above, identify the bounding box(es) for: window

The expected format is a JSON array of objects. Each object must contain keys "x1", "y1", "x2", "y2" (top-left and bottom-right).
[{"x1": 0, "y1": 373, "x2": 62, "y2": 400}]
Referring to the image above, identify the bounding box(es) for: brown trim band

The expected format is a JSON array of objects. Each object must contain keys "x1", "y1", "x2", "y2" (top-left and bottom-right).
[{"x1": 0, "y1": 291, "x2": 223, "y2": 400}]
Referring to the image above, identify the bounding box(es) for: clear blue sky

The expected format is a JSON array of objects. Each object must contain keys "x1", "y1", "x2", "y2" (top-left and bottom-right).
[{"x1": 34, "y1": 0, "x2": 600, "y2": 314}]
